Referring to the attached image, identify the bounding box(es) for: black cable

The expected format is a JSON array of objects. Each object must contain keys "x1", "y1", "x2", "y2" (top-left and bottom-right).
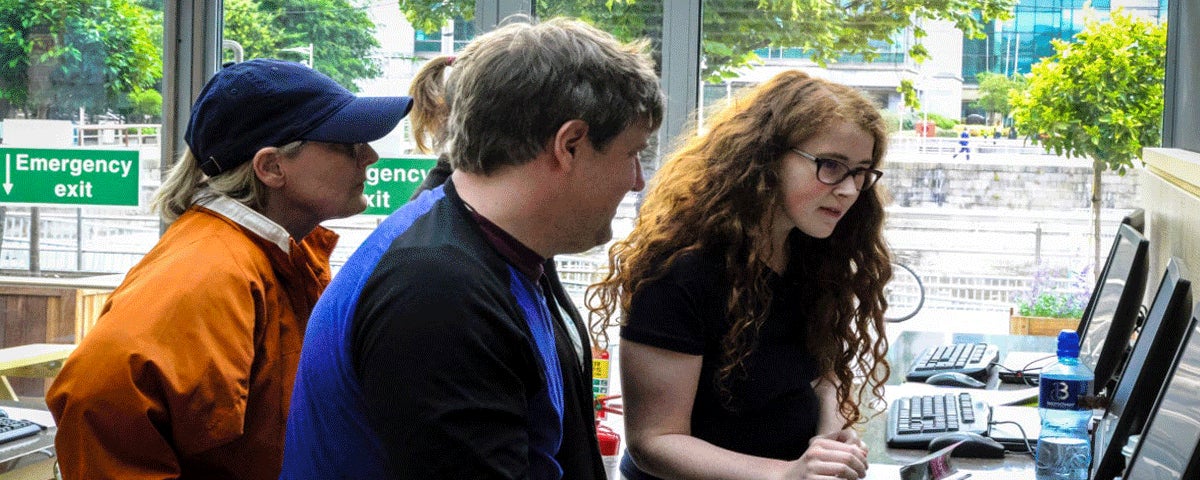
[
  {"x1": 990, "y1": 420, "x2": 1037, "y2": 457},
  {"x1": 1019, "y1": 354, "x2": 1055, "y2": 387},
  {"x1": 992, "y1": 354, "x2": 1054, "y2": 386}
]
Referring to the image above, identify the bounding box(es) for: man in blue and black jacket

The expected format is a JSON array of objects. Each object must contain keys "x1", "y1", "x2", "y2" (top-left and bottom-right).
[{"x1": 281, "y1": 17, "x2": 664, "y2": 480}]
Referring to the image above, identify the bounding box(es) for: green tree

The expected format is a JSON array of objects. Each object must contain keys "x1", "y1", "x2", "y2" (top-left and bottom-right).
[
  {"x1": 395, "y1": 0, "x2": 1013, "y2": 105},
  {"x1": 257, "y1": 0, "x2": 382, "y2": 92},
  {"x1": 124, "y1": 87, "x2": 162, "y2": 121},
  {"x1": 972, "y1": 71, "x2": 1026, "y2": 124},
  {"x1": 223, "y1": 0, "x2": 282, "y2": 62},
  {"x1": 0, "y1": 0, "x2": 160, "y2": 120},
  {"x1": 1010, "y1": 11, "x2": 1166, "y2": 273}
]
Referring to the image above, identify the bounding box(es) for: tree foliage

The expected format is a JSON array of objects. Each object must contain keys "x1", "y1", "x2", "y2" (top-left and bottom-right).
[
  {"x1": 255, "y1": 0, "x2": 382, "y2": 92},
  {"x1": 1010, "y1": 11, "x2": 1166, "y2": 273},
  {"x1": 0, "y1": 0, "x2": 161, "y2": 119},
  {"x1": 223, "y1": 0, "x2": 282, "y2": 62},
  {"x1": 972, "y1": 71, "x2": 1026, "y2": 121},
  {"x1": 1011, "y1": 12, "x2": 1165, "y2": 175},
  {"x1": 395, "y1": 0, "x2": 1013, "y2": 100}
]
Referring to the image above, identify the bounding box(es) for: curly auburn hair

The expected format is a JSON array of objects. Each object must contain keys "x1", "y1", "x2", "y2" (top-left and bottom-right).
[{"x1": 587, "y1": 70, "x2": 892, "y2": 427}]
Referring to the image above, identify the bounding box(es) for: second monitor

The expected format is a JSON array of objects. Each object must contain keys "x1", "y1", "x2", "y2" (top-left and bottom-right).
[
  {"x1": 1090, "y1": 258, "x2": 1192, "y2": 480},
  {"x1": 1076, "y1": 222, "x2": 1149, "y2": 393}
]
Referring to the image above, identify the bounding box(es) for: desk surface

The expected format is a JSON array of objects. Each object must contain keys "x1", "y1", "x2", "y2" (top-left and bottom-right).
[
  {"x1": 0, "y1": 403, "x2": 56, "y2": 479},
  {"x1": 863, "y1": 330, "x2": 1058, "y2": 478},
  {"x1": 0, "y1": 344, "x2": 74, "y2": 372},
  {"x1": 886, "y1": 330, "x2": 1057, "y2": 386}
]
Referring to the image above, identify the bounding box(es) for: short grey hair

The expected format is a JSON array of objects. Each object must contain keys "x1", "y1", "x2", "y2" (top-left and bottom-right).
[{"x1": 444, "y1": 17, "x2": 664, "y2": 175}]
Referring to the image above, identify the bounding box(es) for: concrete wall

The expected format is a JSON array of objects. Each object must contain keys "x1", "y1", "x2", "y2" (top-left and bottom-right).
[{"x1": 880, "y1": 160, "x2": 1142, "y2": 212}]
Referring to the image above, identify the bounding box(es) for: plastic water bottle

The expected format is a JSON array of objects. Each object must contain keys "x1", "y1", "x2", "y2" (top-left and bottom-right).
[{"x1": 1036, "y1": 330, "x2": 1094, "y2": 480}]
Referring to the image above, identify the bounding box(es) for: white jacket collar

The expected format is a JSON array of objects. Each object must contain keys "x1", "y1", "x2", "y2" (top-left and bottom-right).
[{"x1": 193, "y1": 190, "x2": 292, "y2": 254}]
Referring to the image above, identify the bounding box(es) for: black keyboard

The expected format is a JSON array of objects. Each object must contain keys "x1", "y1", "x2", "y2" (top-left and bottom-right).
[
  {"x1": 0, "y1": 417, "x2": 41, "y2": 445},
  {"x1": 904, "y1": 342, "x2": 999, "y2": 382},
  {"x1": 885, "y1": 392, "x2": 992, "y2": 448}
]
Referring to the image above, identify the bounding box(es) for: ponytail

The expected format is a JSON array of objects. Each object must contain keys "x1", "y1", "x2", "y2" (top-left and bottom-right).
[{"x1": 409, "y1": 55, "x2": 454, "y2": 154}]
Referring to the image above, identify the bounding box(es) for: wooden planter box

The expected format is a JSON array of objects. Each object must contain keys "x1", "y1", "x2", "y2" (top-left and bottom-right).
[{"x1": 1009, "y1": 308, "x2": 1080, "y2": 336}]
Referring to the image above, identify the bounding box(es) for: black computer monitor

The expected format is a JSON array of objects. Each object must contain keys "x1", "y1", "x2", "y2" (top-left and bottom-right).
[
  {"x1": 1121, "y1": 208, "x2": 1145, "y2": 234},
  {"x1": 1091, "y1": 258, "x2": 1191, "y2": 480},
  {"x1": 1075, "y1": 223, "x2": 1149, "y2": 393},
  {"x1": 1120, "y1": 302, "x2": 1200, "y2": 480}
]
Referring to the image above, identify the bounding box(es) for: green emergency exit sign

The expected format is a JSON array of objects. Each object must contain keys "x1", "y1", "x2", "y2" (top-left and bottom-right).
[
  {"x1": 363, "y1": 156, "x2": 439, "y2": 215},
  {"x1": 1, "y1": 147, "x2": 140, "y2": 206}
]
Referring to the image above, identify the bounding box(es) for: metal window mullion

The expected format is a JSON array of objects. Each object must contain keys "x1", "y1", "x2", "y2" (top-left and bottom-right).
[
  {"x1": 161, "y1": 0, "x2": 222, "y2": 232},
  {"x1": 475, "y1": 0, "x2": 534, "y2": 33},
  {"x1": 658, "y1": 1, "x2": 701, "y2": 171}
]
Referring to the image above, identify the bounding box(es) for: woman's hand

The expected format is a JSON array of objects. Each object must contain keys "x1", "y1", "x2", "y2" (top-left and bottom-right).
[
  {"x1": 774, "y1": 429, "x2": 869, "y2": 480},
  {"x1": 822, "y1": 428, "x2": 868, "y2": 454}
]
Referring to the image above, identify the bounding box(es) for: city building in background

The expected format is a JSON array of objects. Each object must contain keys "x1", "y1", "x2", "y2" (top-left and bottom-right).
[{"x1": 703, "y1": 0, "x2": 1166, "y2": 122}]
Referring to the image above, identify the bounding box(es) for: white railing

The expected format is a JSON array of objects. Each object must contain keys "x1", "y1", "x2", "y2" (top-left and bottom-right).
[
  {"x1": 552, "y1": 258, "x2": 1086, "y2": 315},
  {"x1": 887, "y1": 136, "x2": 1050, "y2": 157},
  {"x1": 75, "y1": 124, "x2": 160, "y2": 147},
  {"x1": 0, "y1": 210, "x2": 1096, "y2": 314},
  {"x1": 0, "y1": 210, "x2": 158, "y2": 273},
  {"x1": 61, "y1": 124, "x2": 1052, "y2": 157}
]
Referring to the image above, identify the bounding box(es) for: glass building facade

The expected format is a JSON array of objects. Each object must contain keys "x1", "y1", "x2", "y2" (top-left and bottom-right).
[{"x1": 962, "y1": 0, "x2": 1165, "y2": 84}]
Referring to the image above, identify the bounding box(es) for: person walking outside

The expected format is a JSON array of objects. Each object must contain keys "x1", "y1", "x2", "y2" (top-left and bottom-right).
[{"x1": 952, "y1": 129, "x2": 971, "y2": 161}]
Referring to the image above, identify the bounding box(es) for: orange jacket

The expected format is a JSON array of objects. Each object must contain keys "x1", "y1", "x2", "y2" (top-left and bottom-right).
[{"x1": 48, "y1": 200, "x2": 336, "y2": 480}]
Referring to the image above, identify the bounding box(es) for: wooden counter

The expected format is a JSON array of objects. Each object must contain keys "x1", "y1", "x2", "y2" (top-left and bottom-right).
[{"x1": 0, "y1": 275, "x2": 119, "y2": 398}]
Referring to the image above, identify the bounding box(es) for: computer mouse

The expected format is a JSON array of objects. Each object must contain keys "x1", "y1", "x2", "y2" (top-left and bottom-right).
[
  {"x1": 927, "y1": 431, "x2": 1006, "y2": 459},
  {"x1": 924, "y1": 371, "x2": 986, "y2": 389}
]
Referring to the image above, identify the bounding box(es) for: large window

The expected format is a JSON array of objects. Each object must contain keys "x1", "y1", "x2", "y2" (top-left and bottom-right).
[
  {"x1": 693, "y1": 0, "x2": 1164, "y2": 337},
  {"x1": 0, "y1": 0, "x2": 163, "y2": 274},
  {"x1": 0, "y1": 1, "x2": 1184, "y2": 341},
  {"x1": 414, "y1": 17, "x2": 475, "y2": 55},
  {"x1": 220, "y1": 0, "x2": 479, "y2": 266},
  {"x1": 963, "y1": 0, "x2": 1161, "y2": 84}
]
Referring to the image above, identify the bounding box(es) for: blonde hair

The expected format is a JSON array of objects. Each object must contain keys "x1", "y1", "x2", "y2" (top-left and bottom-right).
[
  {"x1": 152, "y1": 141, "x2": 305, "y2": 223},
  {"x1": 408, "y1": 56, "x2": 453, "y2": 154}
]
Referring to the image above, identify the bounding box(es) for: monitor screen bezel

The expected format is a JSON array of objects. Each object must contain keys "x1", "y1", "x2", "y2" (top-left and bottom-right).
[
  {"x1": 1074, "y1": 223, "x2": 1150, "y2": 392},
  {"x1": 1121, "y1": 302, "x2": 1200, "y2": 480},
  {"x1": 1121, "y1": 208, "x2": 1145, "y2": 234},
  {"x1": 1090, "y1": 258, "x2": 1191, "y2": 480}
]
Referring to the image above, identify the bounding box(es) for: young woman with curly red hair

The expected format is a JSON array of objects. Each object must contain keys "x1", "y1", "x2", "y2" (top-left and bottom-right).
[{"x1": 588, "y1": 70, "x2": 892, "y2": 480}]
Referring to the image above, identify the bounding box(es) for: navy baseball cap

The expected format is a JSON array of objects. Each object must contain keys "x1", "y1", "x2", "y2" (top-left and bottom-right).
[{"x1": 185, "y1": 59, "x2": 414, "y2": 176}]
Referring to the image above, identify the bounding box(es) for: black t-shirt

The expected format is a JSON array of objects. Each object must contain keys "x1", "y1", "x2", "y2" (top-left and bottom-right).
[{"x1": 621, "y1": 249, "x2": 822, "y2": 461}]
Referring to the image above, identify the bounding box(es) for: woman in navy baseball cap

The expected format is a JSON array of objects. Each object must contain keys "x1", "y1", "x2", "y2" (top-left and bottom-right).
[{"x1": 47, "y1": 58, "x2": 412, "y2": 480}]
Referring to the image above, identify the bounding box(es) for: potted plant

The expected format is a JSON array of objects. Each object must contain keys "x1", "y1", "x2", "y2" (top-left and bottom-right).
[{"x1": 1010, "y1": 265, "x2": 1092, "y2": 336}]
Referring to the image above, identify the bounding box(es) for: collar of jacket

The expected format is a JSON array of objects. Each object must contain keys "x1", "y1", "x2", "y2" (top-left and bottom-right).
[{"x1": 193, "y1": 189, "x2": 293, "y2": 254}]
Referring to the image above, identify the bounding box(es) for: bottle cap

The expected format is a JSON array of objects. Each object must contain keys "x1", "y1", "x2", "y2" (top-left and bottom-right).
[{"x1": 1057, "y1": 329, "x2": 1080, "y2": 358}]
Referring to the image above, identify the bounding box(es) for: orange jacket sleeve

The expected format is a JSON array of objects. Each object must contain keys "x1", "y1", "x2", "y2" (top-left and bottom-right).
[{"x1": 48, "y1": 246, "x2": 262, "y2": 479}]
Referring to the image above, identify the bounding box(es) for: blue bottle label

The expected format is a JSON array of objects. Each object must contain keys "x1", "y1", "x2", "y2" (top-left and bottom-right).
[{"x1": 1039, "y1": 378, "x2": 1090, "y2": 410}]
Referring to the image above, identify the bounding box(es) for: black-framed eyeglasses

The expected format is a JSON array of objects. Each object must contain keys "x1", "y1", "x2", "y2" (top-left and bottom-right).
[{"x1": 790, "y1": 148, "x2": 883, "y2": 191}]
